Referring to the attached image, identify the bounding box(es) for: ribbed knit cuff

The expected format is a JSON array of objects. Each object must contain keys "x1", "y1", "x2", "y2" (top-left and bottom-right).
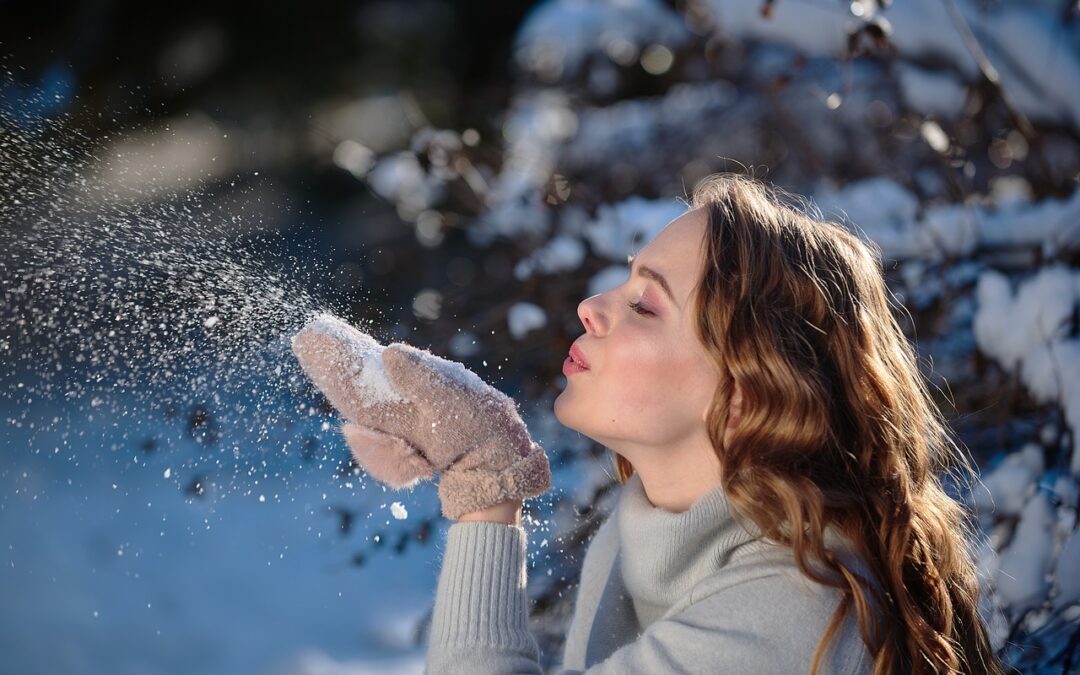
[{"x1": 429, "y1": 521, "x2": 537, "y2": 653}]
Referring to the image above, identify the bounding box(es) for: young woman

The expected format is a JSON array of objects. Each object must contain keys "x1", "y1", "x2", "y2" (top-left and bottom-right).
[{"x1": 292, "y1": 173, "x2": 1005, "y2": 674}]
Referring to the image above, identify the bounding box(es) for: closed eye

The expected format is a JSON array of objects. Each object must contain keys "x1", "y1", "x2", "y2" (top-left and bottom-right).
[{"x1": 627, "y1": 299, "x2": 653, "y2": 316}]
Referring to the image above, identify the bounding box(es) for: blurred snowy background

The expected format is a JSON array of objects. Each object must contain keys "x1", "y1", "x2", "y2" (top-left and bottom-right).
[{"x1": 2, "y1": 0, "x2": 1079, "y2": 673}]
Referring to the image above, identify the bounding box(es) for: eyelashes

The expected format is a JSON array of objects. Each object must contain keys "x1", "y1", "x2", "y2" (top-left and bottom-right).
[{"x1": 627, "y1": 299, "x2": 653, "y2": 316}]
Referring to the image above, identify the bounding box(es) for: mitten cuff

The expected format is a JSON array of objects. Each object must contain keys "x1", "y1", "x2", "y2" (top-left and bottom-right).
[{"x1": 438, "y1": 443, "x2": 552, "y2": 520}]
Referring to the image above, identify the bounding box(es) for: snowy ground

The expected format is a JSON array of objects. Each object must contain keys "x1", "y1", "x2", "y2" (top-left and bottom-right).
[{"x1": 0, "y1": 384, "x2": 436, "y2": 675}]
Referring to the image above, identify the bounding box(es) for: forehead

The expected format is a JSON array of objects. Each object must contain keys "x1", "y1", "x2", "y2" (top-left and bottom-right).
[{"x1": 636, "y1": 207, "x2": 706, "y2": 295}]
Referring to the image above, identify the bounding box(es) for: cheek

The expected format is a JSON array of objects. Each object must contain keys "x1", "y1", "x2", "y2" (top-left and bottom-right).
[
  {"x1": 606, "y1": 334, "x2": 708, "y2": 411},
  {"x1": 554, "y1": 328, "x2": 718, "y2": 440}
]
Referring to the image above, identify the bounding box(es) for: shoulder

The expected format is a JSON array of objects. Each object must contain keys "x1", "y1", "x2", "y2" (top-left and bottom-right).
[
  {"x1": 689, "y1": 525, "x2": 885, "y2": 611},
  {"x1": 681, "y1": 539, "x2": 839, "y2": 609},
  {"x1": 671, "y1": 540, "x2": 877, "y2": 673},
  {"x1": 674, "y1": 560, "x2": 871, "y2": 673},
  {"x1": 586, "y1": 545, "x2": 875, "y2": 675}
]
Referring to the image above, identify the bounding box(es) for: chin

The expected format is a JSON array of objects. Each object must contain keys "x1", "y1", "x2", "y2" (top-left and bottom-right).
[
  {"x1": 553, "y1": 391, "x2": 569, "y2": 424},
  {"x1": 552, "y1": 391, "x2": 580, "y2": 430}
]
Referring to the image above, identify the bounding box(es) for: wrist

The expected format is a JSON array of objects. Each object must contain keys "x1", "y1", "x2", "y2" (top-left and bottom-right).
[{"x1": 455, "y1": 498, "x2": 523, "y2": 525}]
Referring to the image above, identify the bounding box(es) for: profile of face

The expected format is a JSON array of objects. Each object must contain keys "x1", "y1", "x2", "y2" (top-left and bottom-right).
[{"x1": 554, "y1": 207, "x2": 728, "y2": 457}]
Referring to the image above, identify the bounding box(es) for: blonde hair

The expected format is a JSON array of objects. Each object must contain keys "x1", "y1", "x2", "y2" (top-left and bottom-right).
[{"x1": 613, "y1": 174, "x2": 1003, "y2": 674}]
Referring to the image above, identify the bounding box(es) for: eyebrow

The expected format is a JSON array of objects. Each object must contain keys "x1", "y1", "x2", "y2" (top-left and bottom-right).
[{"x1": 627, "y1": 254, "x2": 677, "y2": 307}]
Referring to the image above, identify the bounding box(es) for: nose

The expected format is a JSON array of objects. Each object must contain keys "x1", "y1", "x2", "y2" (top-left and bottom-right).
[{"x1": 577, "y1": 294, "x2": 605, "y2": 336}]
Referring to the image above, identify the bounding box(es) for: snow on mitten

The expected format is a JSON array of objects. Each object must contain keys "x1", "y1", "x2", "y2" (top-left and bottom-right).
[{"x1": 291, "y1": 313, "x2": 551, "y2": 520}]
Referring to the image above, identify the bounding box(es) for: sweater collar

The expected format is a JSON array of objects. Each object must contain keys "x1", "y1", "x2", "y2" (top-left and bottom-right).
[{"x1": 615, "y1": 471, "x2": 764, "y2": 622}]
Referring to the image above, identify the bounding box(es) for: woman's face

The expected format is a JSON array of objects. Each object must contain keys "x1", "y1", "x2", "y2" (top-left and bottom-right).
[{"x1": 554, "y1": 207, "x2": 721, "y2": 453}]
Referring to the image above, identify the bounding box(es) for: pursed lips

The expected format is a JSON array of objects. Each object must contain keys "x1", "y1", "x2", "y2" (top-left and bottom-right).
[{"x1": 569, "y1": 343, "x2": 590, "y2": 369}]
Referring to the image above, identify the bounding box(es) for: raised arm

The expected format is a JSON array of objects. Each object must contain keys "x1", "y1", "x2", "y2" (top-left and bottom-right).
[{"x1": 291, "y1": 315, "x2": 553, "y2": 671}]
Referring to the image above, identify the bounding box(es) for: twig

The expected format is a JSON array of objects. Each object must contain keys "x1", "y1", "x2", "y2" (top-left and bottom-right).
[{"x1": 940, "y1": 0, "x2": 1038, "y2": 142}]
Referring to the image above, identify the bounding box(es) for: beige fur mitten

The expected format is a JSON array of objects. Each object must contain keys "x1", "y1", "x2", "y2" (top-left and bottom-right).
[{"x1": 291, "y1": 313, "x2": 551, "y2": 520}]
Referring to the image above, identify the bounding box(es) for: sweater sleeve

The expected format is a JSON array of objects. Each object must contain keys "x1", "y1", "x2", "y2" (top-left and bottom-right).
[{"x1": 425, "y1": 521, "x2": 544, "y2": 675}]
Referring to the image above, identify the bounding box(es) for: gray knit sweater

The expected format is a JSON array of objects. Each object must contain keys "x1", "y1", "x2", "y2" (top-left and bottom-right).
[{"x1": 426, "y1": 472, "x2": 882, "y2": 674}]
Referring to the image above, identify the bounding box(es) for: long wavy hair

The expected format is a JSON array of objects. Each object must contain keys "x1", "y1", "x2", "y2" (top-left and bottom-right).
[{"x1": 612, "y1": 174, "x2": 1004, "y2": 674}]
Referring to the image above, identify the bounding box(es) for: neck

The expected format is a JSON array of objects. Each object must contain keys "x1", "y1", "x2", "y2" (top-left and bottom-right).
[{"x1": 614, "y1": 436, "x2": 722, "y2": 513}]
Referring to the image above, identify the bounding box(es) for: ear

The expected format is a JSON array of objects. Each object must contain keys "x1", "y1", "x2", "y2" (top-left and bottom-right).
[
  {"x1": 700, "y1": 381, "x2": 743, "y2": 429},
  {"x1": 725, "y1": 383, "x2": 743, "y2": 432}
]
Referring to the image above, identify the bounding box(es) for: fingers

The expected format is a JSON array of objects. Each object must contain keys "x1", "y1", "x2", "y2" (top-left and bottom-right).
[
  {"x1": 380, "y1": 344, "x2": 513, "y2": 460},
  {"x1": 342, "y1": 423, "x2": 435, "y2": 490},
  {"x1": 381, "y1": 343, "x2": 493, "y2": 399},
  {"x1": 291, "y1": 315, "x2": 408, "y2": 424}
]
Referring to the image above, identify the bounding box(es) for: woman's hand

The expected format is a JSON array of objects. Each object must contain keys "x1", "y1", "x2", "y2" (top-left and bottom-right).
[{"x1": 291, "y1": 314, "x2": 551, "y2": 520}]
